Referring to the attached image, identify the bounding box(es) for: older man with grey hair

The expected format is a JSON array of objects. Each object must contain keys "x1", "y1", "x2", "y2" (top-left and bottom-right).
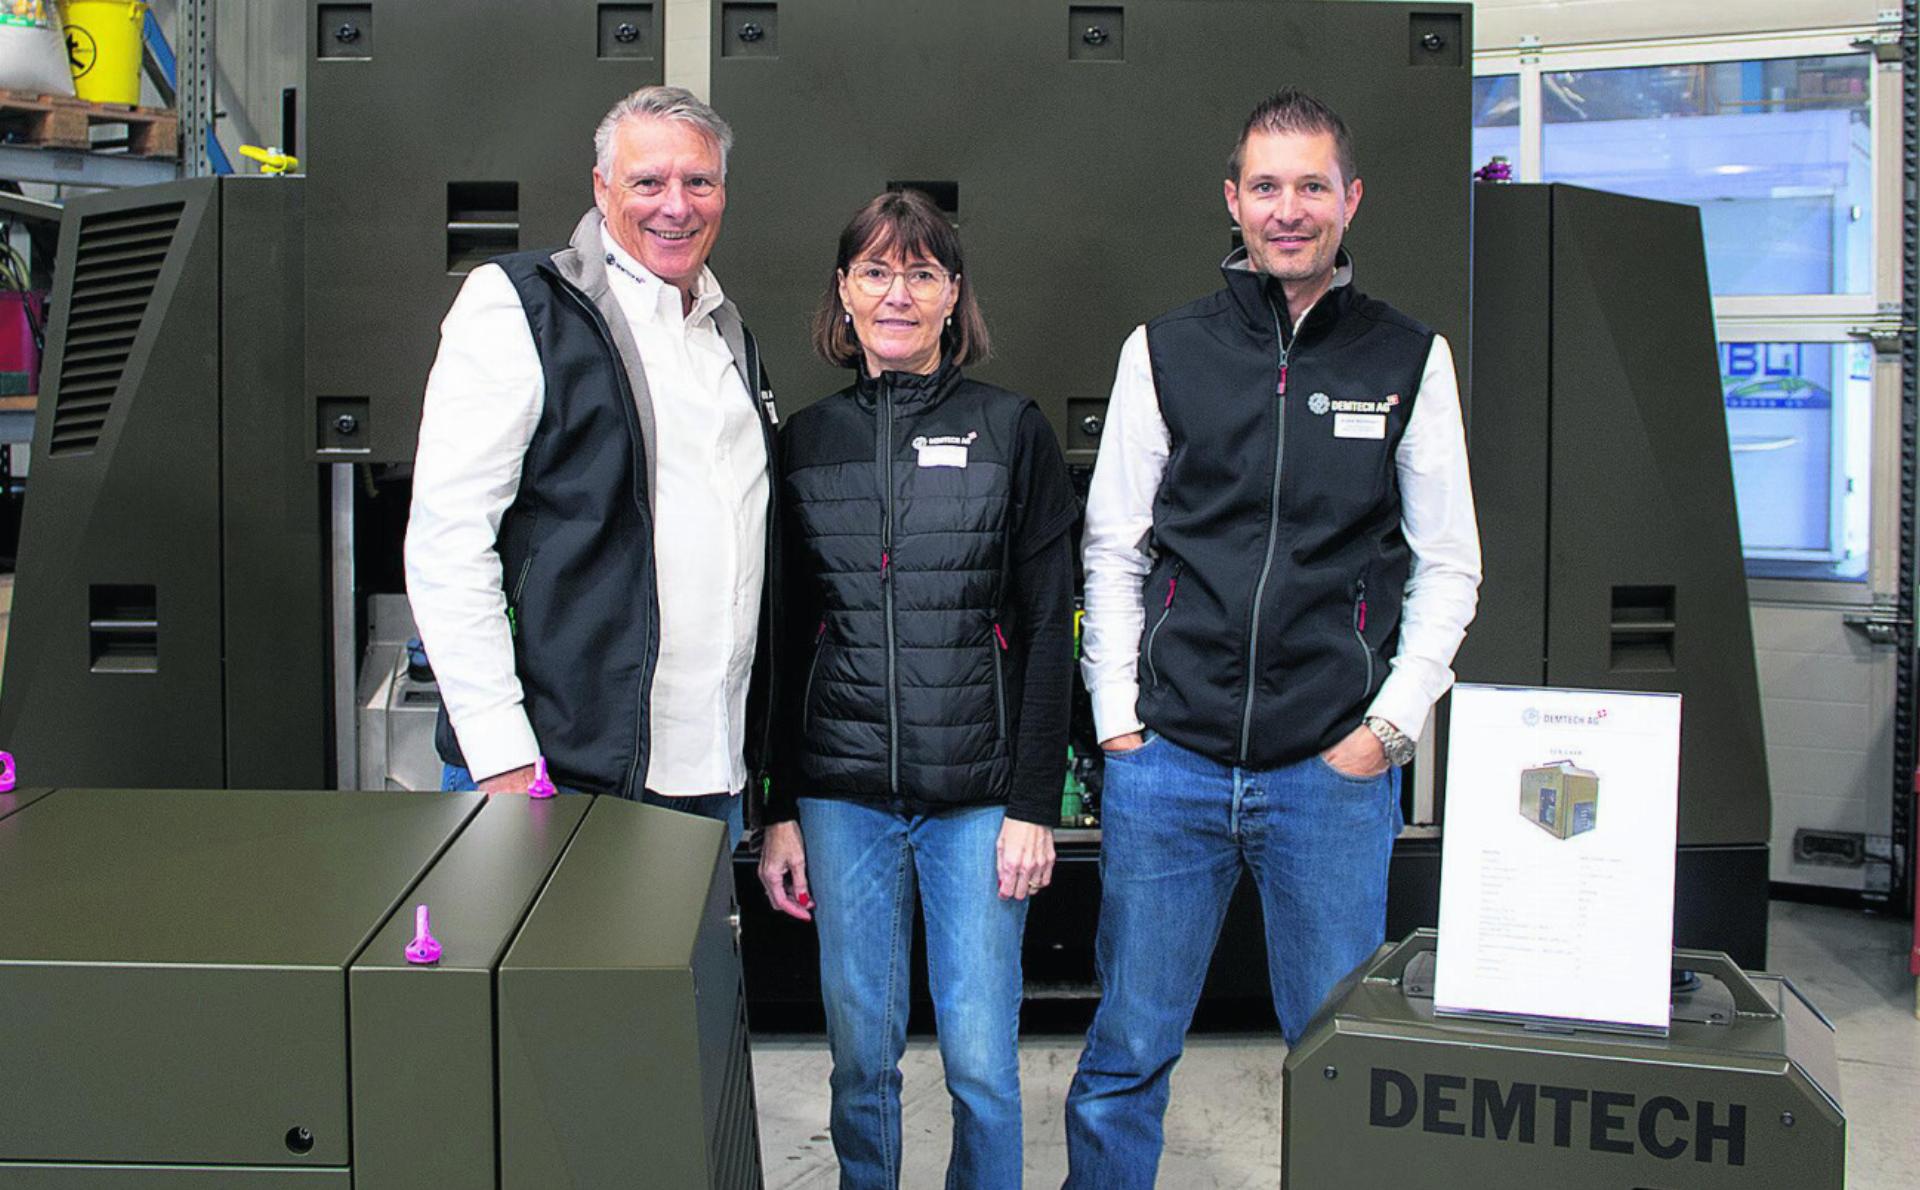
[{"x1": 406, "y1": 85, "x2": 777, "y2": 845}]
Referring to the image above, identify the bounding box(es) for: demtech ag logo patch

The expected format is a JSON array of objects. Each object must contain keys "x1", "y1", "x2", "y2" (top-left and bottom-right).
[{"x1": 1309, "y1": 392, "x2": 1401, "y2": 416}]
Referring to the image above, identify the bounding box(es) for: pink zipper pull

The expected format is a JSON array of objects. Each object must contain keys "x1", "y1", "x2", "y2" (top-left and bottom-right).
[
  {"x1": 881, "y1": 551, "x2": 891, "y2": 580},
  {"x1": 1164, "y1": 576, "x2": 1177, "y2": 608},
  {"x1": 1357, "y1": 600, "x2": 1368, "y2": 633},
  {"x1": 1277, "y1": 365, "x2": 1288, "y2": 396},
  {"x1": 815, "y1": 620, "x2": 826, "y2": 641},
  {"x1": 993, "y1": 623, "x2": 1009, "y2": 651}
]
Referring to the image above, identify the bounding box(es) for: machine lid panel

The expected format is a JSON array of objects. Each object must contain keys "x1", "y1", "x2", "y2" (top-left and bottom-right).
[
  {"x1": 501, "y1": 796, "x2": 726, "y2": 972},
  {"x1": 0, "y1": 787, "x2": 483, "y2": 965},
  {"x1": 0, "y1": 784, "x2": 53, "y2": 823},
  {"x1": 354, "y1": 793, "x2": 589, "y2": 972}
]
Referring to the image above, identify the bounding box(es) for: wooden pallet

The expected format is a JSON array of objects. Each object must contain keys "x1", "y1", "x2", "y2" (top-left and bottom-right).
[{"x1": 0, "y1": 89, "x2": 177, "y2": 158}]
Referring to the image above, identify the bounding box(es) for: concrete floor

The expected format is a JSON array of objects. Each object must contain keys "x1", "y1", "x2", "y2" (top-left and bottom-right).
[{"x1": 753, "y1": 899, "x2": 1916, "y2": 1188}]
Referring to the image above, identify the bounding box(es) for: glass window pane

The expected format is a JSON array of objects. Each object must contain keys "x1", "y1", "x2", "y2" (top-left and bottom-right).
[
  {"x1": 1473, "y1": 74, "x2": 1520, "y2": 174},
  {"x1": 1542, "y1": 56, "x2": 1872, "y2": 296},
  {"x1": 1722, "y1": 340, "x2": 1874, "y2": 581}
]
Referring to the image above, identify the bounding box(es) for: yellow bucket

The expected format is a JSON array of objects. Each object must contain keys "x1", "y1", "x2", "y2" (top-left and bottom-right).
[{"x1": 59, "y1": 0, "x2": 147, "y2": 106}]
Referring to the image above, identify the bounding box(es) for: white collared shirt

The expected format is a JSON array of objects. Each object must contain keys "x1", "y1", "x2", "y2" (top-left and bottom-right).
[
  {"x1": 1080, "y1": 289, "x2": 1481, "y2": 746},
  {"x1": 405, "y1": 230, "x2": 767, "y2": 793}
]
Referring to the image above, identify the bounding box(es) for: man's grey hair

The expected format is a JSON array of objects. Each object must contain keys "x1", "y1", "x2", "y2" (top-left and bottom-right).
[{"x1": 593, "y1": 85, "x2": 735, "y2": 178}]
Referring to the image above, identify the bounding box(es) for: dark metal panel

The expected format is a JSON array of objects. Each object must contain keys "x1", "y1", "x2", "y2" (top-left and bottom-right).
[
  {"x1": 711, "y1": 0, "x2": 1472, "y2": 453},
  {"x1": 0, "y1": 1168, "x2": 350, "y2": 1188},
  {"x1": 304, "y1": 0, "x2": 666, "y2": 464},
  {"x1": 1675, "y1": 844, "x2": 1769, "y2": 970},
  {"x1": 499, "y1": 798, "x2": 745, "y2": 1188},
  {"x1": 0, "y1": 965, "x2": 349, "y2": 1165},
  {"x1": 0, "y1": 180, "x2": 225, "y2": 787},
  {"x1": 219, "y1": 177, "x2": 329, "y2": 790},
  {"x1": 1456, "y1": 183, "x2": 1551, "y2": 686},
  {"x1": 1544, "y1": 185, "x2": 1770, "y2": 849},
  {"x1": 349, "y1": 794, "x2": 589, "y2": 1190}
]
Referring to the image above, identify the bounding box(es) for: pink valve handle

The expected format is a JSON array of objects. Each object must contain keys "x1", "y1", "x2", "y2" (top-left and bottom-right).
[
  {"x1": 527, "y1": 756, "x2": 557, "y2": 800},
  {"x1": 404, "y1": 904, "x2": 443, "y2": 965},
  {"x1": 0, "y1": 751, "x2": 14, "y2": 794}
]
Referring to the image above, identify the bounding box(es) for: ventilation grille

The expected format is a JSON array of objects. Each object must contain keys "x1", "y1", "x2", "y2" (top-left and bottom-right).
[
  {"x1": 709, "y1": 996, "x2": 763, "y2": 1189},
  {"x1": 48, "y1": 201, "x2": 185, "y2": 457}
]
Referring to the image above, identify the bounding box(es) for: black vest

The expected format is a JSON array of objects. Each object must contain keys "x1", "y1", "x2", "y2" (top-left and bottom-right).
[
  {"x1": 1139, "y1": 257, "x2": 1433, "y2": 769},
  {"x1": 781, "y1": 361, "x2": 1031, "y2": 809},
  {"x1": 433, "y1": 251, "x2": 775, "y2": 798}
]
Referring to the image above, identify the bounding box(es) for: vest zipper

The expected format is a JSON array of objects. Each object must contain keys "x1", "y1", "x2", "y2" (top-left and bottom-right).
[
  {"x1": 1239, "y1": 302, "x2": 1293, "y2": 764},
  {"x1": 557, "y1": 280, "x2": 653, "y2": 800},
  {"x1": 879, "y1": 382, "x2": 901, "y2": 796},
  {"x1": 507, "y1": 552, "x2": 534, "y2": 637},
  {"x1": 991, "y1": 621, "x2": 1009, "y2": 742},
  {"x1": 804, "y1": 620, "x2": 826, "y2": 733},
  {"x1": 1144, "y1": 560, "x2": 1182, "y2": 689},
  {"x1": 745, "y1": 328, "x2": 778, "y2": 804},
  {"x1": 1353, "y1": 576, "x2": 1374, "y2": 702}
]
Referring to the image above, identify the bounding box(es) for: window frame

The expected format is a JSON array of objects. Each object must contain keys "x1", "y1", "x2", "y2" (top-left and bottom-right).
[{"x1": 1474, "y1": 25, "x2": 1905, "y2": 602}]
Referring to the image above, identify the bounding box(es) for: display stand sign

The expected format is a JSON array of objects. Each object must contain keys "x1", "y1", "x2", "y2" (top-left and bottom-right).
[{"x1": 1433, "y1": 683, "x2": 1683, "y2": 1035}]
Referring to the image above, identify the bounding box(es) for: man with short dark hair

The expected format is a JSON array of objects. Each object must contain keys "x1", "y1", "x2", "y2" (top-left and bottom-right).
[
  {"x1": 405, "y1": 86, "x2": 776, "y2": 844},
  {"x1": 1064, "y1": 88, "x2": 1481, "y2": 1185}
]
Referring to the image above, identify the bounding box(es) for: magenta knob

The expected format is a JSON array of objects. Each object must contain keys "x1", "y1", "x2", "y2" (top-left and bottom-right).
[
  {"x1": 0, "y1": 751, "x2": 14, "y2": 794},
  {"x1": 527, "y1": 756, "x2": 557, "y2": 800},
  {"x1": 404, "y1": 904, "x2": 443, "y2": 965}
]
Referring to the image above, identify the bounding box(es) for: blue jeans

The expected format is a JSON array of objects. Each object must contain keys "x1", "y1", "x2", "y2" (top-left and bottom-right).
[
  {"x1": 440, "y1": 764, "x2": 743, "y2": 851},
  {"x1": 797, "y1": 797, "x2": 1029, "y2": 1190},
  {"x1": 1063, "y1": 732, "x2": 1400, "y2": 1189}
]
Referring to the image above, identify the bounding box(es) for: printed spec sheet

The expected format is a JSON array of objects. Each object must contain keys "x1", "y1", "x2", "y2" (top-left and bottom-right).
[{"x1": 1433, "y1": 684, "x2": 1683, "y2": 1033}]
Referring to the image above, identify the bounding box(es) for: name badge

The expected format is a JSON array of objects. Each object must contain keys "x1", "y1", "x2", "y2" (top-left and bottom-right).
[
  {"x1": 917, "y1": 444, "x2": 969, "y2": 468},
  {"x1": 1334, "y1": 413, "x2": 1386, "y2": 440}
]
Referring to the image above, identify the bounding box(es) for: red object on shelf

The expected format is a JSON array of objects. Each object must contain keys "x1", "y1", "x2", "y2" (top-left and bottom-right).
[{"x1": 0, "y1": 290, "x2": 45, "y2": 392}]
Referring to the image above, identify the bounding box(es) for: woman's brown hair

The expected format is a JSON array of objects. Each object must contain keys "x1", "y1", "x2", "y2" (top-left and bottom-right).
[{"x1": 810, "y1": 188, "x2": 991, "y2": 369}]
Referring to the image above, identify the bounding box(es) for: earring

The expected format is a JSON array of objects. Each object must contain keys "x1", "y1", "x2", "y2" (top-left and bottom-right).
[
  {"x1": 945, "y1": 316, "x2": 952, "y2": 329},
  {"x1": 844, "y1": 313, "x2": 853, "y2": 327}
]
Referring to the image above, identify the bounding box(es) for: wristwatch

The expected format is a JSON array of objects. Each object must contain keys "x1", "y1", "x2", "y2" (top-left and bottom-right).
[{"x1": 1364, "y1": 716, "x2": 1416, "y2": 767}]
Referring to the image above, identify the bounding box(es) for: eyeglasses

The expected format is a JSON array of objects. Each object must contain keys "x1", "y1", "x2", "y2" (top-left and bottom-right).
[{"x1": 845, "y1": 261, "x2": 954, "y2": 299}]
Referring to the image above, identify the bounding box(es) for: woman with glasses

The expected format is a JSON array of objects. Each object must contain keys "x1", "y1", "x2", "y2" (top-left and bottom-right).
[{"x1": 757, "y1": 188, "x2": 1076, "y2": 1189}]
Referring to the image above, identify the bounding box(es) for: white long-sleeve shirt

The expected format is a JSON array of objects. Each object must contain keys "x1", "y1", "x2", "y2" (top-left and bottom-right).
[
  {"x1": 1080, "y1": 319, "x2": 1481, "y2": 747},
  {"x1": 405, "y1": 229, "x2": 767, "y2": 792}
]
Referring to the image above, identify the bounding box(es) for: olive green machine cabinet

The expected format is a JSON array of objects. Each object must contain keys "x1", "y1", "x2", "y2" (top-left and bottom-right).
[
  {"x1": 1283, "y1": 931, "x2": 1844, "y2": 1188},
  {"x1": 0, "y1": 176, "x2": 326, "y2": 792},
  {"x1": 0, "y1": 788, "x2": 761, "y2": 1188},
  {"x1": 498, "y1": 796, "x2": 763, "y2": 1188},
  {"x1": 1459, "y1": 183, "x2": 1772, "y2": 967}
]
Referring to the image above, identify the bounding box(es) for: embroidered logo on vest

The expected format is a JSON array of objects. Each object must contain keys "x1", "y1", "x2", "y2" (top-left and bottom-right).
[{"x1": 912, "y1": 430, "x2": 977, "y2": 469}]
